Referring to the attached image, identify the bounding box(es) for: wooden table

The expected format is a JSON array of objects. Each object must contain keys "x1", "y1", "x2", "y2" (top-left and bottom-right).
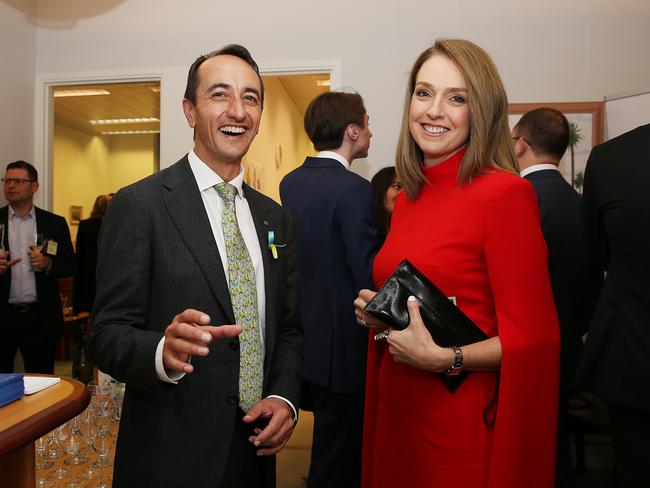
[{"x1": 0, "y1": 375, "x2": 90, "y2": 487}]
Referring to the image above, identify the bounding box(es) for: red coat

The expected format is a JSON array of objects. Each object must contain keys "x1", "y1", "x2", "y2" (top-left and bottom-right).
[{"x1": 362, "y1": 150, "x2": 560, "y2": 488}]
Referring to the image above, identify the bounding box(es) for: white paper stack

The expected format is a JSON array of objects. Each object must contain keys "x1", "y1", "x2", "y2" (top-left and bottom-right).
[{"x1": 24, "y1": 376, "x2": 61, "y2": 395}]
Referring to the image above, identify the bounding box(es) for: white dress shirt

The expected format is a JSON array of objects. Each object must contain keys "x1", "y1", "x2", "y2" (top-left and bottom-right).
[
  {"x1": 154, "y1": 151, "x2": 295, "y2": 417},
  {"x1": 8, "y1": 205, "x2": 37, "y2": 304},
  {"x1": 520, "y1": 163, "x2": 560, "y2": 178},
  {"x1": 316, "y1": 150, "x2": 350, "y2": 170}
]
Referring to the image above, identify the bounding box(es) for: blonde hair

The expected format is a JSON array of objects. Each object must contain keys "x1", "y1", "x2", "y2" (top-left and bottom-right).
[{"x1": 396, "y1": 38, "x2": 519, "y2": 200}]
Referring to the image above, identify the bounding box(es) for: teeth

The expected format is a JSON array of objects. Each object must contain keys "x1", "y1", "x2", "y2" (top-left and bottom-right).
[
  {"x1": 423, "y1": 125, "x2": 448, "y2": 134},
  {"x1": 220, "y1": 126, "x2": 246, "y2": 134}
]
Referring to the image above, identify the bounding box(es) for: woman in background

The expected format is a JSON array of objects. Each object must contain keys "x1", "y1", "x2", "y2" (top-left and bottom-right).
[
  {"x1": 355, "y1": 39, "x2": 560, "y2": 488},
  {"x1": 74, "y1": 194, "x2": 111, "y2": 314},
  {"x1": 370, "y1": 167, "x2": 401, "y2": 246}
]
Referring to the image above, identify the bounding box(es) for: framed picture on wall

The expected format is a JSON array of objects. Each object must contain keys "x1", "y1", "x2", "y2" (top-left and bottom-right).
[
  {"x1": 69, "y1": 205, "x2": 82, "y2": 225},
  {"x1": 508, "y1": 102, "x2": 605, "y2": 193}
]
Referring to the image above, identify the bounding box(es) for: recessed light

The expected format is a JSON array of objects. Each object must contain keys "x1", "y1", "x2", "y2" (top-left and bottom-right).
[
  {"x1": 101, "y1": 130, "x2": 160, "y2": 135},
  {"x1": 89, "y1": 117, "x2": 160, "y2": 125},
  {"x1": 54, "y1": 89, "x2": 111, "y2": 97}
]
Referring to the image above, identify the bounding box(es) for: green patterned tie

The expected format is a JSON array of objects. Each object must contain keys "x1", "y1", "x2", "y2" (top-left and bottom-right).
[{"x1": 215, "y1": 182, "x2": 263, "y2": 411}]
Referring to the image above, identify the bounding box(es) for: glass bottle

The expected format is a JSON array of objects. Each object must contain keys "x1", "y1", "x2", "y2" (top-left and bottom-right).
[{"x1": 72, "y1": 322, "x2": 95, "y2": 384}]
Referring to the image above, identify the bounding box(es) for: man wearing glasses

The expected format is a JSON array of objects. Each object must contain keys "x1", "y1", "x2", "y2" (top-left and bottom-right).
[{"x1": 0, "y1": 160, "x2": 74, "y2": 373}]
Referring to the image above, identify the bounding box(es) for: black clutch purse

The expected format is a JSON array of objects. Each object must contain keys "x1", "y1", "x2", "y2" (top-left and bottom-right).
[{"x1": 364, "y1": 259, "x2": 487, "y2": 392}]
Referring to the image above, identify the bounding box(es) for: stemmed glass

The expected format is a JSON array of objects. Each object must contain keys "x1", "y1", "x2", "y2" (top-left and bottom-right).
[
  {"x1": 77, "y1": 409, "x2": 101, "y2": 481},
  {"x1": 46, "y1": 430, "x2": 71, "y2": 481},
  {"x1": 35, "y1": 434, "x2": 53, "y2": 487},
  {"x1": 92, "y1": 429, "x2": 115, "y2": 488},
  {"x1": 29, "y1": 233, "x2": 45, "y2": 272},
  {"x1": 62, "y1": 417, "x2": 89, "y2": 466}
]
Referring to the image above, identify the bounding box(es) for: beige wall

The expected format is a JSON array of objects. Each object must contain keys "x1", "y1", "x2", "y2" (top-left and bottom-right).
[
  {"x1": 52, "y1": 123, "x2": 155, "y2": 242},
  {"x1": 0, "y1": 1, "x2": 36, "y2": 207},
  {"x1": 30, "y1": 0, "x2": 650, "y2": 183},
  {"x1": 245, "y1": 76, "x2": 315, "y2": 203}
]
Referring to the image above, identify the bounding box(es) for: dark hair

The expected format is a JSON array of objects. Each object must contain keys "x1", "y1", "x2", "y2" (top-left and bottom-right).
[
  {"x1": 371, "y1": 166, "x2": 397, "y2": 244},
  {"x1": 184, "y1": 44, "x2": 265, "y2": 108},
  {"x1": 304, "y1": 92, "x2": 367, "y2": 151},
  {"x1": 6, "y1": 160, "x2": 38, "y2": 182},
  {"x1": 89, "y1": 194, "x2": 111, "y2": 220},
  {"x1": 513, "y1": 108, "x2": 570, "y2": 160}
]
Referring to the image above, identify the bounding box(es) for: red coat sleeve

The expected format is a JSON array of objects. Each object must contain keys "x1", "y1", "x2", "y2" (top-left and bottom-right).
[{"x1": 483, "y1": 179, "x2": 560, "y2": 488}]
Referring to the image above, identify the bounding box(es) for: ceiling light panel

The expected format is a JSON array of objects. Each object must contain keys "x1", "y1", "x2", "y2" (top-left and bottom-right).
[
  {"x1": 89, "y1": 117, "x2": 160, "y2": 125},
  {"x1": 54, "y1": 89, "x2": 111, "y2": 97}
]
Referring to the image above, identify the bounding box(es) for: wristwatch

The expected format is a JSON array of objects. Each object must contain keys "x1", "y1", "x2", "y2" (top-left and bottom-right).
[{"x1": 445, "y1": 346, "x2": 463, "y2": 376}]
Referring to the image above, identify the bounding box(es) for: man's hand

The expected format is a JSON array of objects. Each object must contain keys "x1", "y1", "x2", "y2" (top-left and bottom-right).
[
  {"x1": 243, "y1": 397, "x2": 295, "y2": 456},
  {"x1": 27, "y1": 248, "x2": 50, "y2": 272},
  {"x1": 162, "y1": 309, "x2": 242, "y2": 374},
  {"x1": 0, "y1": 250, "x2": 20, "y2": 275}
]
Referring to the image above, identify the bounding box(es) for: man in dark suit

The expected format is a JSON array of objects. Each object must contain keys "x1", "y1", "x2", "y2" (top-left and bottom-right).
[
  {"x1": 0, "y1": 160, "x2": 74, "y2": 373},
  {"x1": 513, "y1": 108, "x2": 593, "y2": 488},
  {"x1": 88, "y1": 45, "x2": 303, "y2": 488},
  {"x1": 280, "y1": 92, "x2": 376, "y2": 487},
  {"x1": 575, "y1": 123, "x2": 650, "y2": 488}
]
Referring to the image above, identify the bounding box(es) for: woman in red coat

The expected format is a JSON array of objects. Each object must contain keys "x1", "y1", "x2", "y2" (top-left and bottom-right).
[{"x1": 354, "y1": 39, "x2": 560, "y2": 488}]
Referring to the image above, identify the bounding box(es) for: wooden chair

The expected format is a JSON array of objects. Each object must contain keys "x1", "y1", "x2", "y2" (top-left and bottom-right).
[{"x1": 56, "y1": 277, "x2": 90, "y2": 361}]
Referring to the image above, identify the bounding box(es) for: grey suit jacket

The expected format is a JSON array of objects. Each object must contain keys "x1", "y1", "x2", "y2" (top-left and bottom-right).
[{"x1": 88, "y1": 156, "x2": 302, "y2": 487}]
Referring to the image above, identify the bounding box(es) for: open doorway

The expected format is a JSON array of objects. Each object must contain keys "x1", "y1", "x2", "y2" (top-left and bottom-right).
[
  {"x1": 52, "y1": 81, "x2": 160, "y2": 243},
  {"x1": 245, "y1": 73, "x2": 330, "y2": 203}
]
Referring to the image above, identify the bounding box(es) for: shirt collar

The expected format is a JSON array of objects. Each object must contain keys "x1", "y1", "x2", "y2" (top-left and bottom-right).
[
  {"x1": 188, "y1": 149, "x2": 246, "y2": 199},
  {"x1": 8, "y1": 204, "x2": 35, "y2": 220},
  {"x1": 520, "y1": 163, "x2": 560, "y2": 178},
  {"x1": 316, "y1": 151, "x2": 350, "y2": 170}
]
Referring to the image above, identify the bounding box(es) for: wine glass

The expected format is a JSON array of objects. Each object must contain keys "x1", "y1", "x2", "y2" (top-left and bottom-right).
[
  {"x1": 92, "y1": 429, "x2": 115, "y2": 488},
  {"x1": 46, "y1": 431, "x2": 71, "y2": 481},
  {"x1": 29, "y1": 233, "x2": 45, "y2": 272},
  {"x1": 30, "y1": 233, "x2": 45, "y2": 253},
  {"x1": 77, "y1": 409, "x2": 101, "y2": 481},
  {"x1": 35, "y1": 435, "x2": 53, "y2": 487},
  {"x1": 62, "y1": 418, "x2": 88, "y2": 466}
]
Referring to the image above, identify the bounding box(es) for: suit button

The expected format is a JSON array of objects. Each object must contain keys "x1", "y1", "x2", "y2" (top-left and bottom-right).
[
  {"x1": 229, "y1": 339, "x2": 239, "y2": 351},
  {"x1": 227, "y1": 394, "x2": 238, "y2": 405}
]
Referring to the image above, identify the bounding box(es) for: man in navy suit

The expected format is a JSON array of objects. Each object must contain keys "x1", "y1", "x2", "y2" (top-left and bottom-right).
[
  {"x1": 280, "y1": 92, "x2": 377, "y2": 487},
  {"x1": 0, "y1": 160, "x2": 74, "y2": 374},
  {"x1": 513, "y1": 108, "x2": 594, "y2": 488},
  {"x1": 576, "y1": 124, "x2": 650, "y2": 488}
]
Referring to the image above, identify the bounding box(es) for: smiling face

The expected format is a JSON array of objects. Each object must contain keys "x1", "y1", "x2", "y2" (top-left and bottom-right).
[
  {"x1": 183, "y1": 54, "x2": 262, "y2": 172},
  {"x1": 408, "y1": 54, "x2": 470, "y2": 167}
]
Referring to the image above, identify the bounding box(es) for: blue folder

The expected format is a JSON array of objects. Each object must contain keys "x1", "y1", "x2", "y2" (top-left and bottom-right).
[{"x1": 0, "y1": 373, "x2": 25, "y2": 407}]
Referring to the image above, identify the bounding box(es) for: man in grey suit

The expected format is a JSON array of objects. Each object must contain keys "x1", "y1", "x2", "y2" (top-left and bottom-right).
[{"x1": 89, "y1": 44, "x2": 303, "y2": 488}]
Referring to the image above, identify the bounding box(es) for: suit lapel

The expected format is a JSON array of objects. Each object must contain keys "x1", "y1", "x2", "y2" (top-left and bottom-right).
[
  {"x1": 161, "y1": 158, "x2": 235, "y2": 323},
  {"x1": 243, "y1": 184, "x2": 276, "y2": 362}
]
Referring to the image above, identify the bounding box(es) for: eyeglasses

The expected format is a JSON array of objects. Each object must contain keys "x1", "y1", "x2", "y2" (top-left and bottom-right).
[
  {"x1": 2, "y1": 178, "x2": 34, "y2": 185},
  {"x1": 511, "y1": 136, "x2": 533, "y2": 146}
]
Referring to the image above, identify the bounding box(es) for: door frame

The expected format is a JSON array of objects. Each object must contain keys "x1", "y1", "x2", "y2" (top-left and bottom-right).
[{"x1": 34, "y1": 59, "x2": 340, "y2": 209}]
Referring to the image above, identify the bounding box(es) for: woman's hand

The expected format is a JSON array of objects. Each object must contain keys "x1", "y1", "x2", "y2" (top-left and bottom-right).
[
  {"x1": 386, "y1": 296, "x2": 454, "y2": 373},
  {"x1": 354, "y1": 289, "x2": 388, "y2": 329}
]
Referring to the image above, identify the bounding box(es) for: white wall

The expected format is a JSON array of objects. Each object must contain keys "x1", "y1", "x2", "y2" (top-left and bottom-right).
[
  {"x1": 0, "y1": 0, "x2": 37, "y2": 206},
  {"x1": 29, "y1": 0, "x2": 650, "y2": 182}
]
